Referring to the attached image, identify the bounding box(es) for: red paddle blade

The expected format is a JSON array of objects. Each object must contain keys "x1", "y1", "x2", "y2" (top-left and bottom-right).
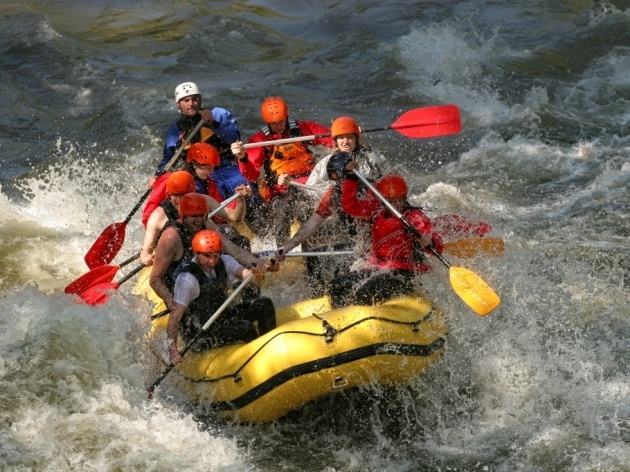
[
  {"x1": 84, "y1": 222, "x2": 127, "y2": 269},
  {"x1": 392, "y1": 105, "x2": 462, "y2": 138},
  {"x1": 79, "y1": 281, "x2": 120, "y2": 306},
  {"x1": 64, "y1": 265, "x2": 120, "y2": 295}
]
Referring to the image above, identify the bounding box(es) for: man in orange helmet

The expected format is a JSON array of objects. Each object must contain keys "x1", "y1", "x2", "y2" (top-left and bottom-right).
[
  {"x1": 184, "y1": 142, "x2": 252, "y2": 249},
  {"x1": 140, "y1": 170, "x2": 249, "y2": 265},
  {"x1": 326, "y1": 167, "x2": 444, "y2": 308},
  {"x1": 149, "y1": 193, "x2": 268, "y2": 308},
  {"x1": 231, "y1": 96, "x2": 334, "y2": 244},
  {"x1": 167, "y1": 230, "x2": 276, "y2": 364}
]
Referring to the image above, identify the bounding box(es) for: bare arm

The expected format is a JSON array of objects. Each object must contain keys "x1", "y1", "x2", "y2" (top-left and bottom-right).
[
  {"x1": 221, "y1": 185, "x2": 251, "y2": 223},
  {"x1": 141, "y1": 207, "x2": 168, "y2": 265},
  {"x1": 149, "y1": 228, "x2": 182, "y2": 308},
  {"x1": 279, "y1": 213, "x2": 324, "y2": 255},
  {"x1": 167, "y1": 302, "x2": 186, "y2": 365}
]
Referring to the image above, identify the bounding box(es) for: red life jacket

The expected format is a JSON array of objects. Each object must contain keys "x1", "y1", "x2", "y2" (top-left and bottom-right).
[{"x1": 370, "y1": 206, "x2": 437, "y2": 272}]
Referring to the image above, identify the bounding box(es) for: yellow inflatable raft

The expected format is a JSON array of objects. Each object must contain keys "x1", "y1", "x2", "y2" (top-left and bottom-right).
[{"x1": 135, "y1": 266, "x2": 448, "y2": 423}]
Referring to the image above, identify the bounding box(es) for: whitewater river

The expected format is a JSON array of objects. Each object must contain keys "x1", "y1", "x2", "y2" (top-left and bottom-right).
[{"x1": 1, "y1": 1, "x2": 629, "y2": 470}]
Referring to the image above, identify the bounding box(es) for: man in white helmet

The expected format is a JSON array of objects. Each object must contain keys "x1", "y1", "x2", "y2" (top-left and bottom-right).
[
  {"x1": 149, "y1": 82, "x2": 241, "y2": 188},
  {"x1": 148, "y1": 81, "x2": 264, "y2": 233}
]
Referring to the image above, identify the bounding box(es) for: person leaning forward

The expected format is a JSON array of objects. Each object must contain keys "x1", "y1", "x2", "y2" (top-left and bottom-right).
[
  {"x1": 149, "y1": 193, "x2": 271, "y2": 309},
  {"x1": 231, "y1": 95, "x2": 334, "y2": 244},
  {"x1": 167, "y1": 229, "x2": 276, "y2": 365},
  {"x1": 327, "y1": 167, "x2": 444, "y2": 308}
]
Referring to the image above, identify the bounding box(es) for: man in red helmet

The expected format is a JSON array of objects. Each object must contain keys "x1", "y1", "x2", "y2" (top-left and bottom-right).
[
  {"x1": 231, "y1": 96, "x2": 334, "y2": 244},
  {"x1": 326, "y1": 166, "x2": 444, "y2": 308},
  {"x1": 167, "y1": 229, "x2": 276, "y2": 364}
]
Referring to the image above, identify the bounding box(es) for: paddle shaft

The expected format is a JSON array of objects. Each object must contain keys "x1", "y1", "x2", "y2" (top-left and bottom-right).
[
  {"x1": 287, "y1": 250, "x2": 353, "y2": 257},
  {"x1": 116, "y1": 263, "x2": 146, "y2": 287},
  {"x1": 208, "y1": 192, "x2": 240, "y2": 218},
  {"x1": 289, "y1": 181, "x2": 317, "y2": 191},
  {"x1": 242, "y1": 105, "x2": 459, "y2": 149},
  {"x1": 242, "y1": 125, "x2": 404, "y2": 149},
  {"x1": 118, "y1": 252, "x2": 141, "y2": 268},
  {"x1": 147, "y1": 273, "x2": 255, "y2": 397}
]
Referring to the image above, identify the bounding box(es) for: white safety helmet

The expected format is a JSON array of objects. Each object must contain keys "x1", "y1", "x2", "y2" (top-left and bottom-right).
[{"x1": 174, "y1": 82, "x2": 200, "y2": 102}]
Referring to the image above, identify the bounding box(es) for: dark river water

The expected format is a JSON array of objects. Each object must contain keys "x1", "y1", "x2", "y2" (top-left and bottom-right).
[{"x1": 1, "y1": 1, "x2": 629, "y2": 471}]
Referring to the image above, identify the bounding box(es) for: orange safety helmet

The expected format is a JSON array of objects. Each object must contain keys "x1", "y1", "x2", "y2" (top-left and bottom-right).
[
  {"x1": 166, "y1": 170, "x2": 196, "y2": 195},
  {"x1": 186, "y1": 142, "x2": 220, "y2": 166},
  {"x1": 261, "y1": 96, "x2": 289, "y2": 123},
  {"x1": 376, "y1": 175, "x2": 408, "y2": 199},
  {"x1": 331, "y1": 116, "x2": 361, "y2": 139},
  {"x1": 192, "y1": 229, "x2": 223, "y2": 253},
  {"x1": 179, "y1": 193, "x2": 209, "y2": 217}
]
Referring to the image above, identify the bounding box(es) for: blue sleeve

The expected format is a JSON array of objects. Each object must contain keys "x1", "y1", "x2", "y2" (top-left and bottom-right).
[
  {"x1": 211, "y1": 107, "x2": 241, "y2": 144},
  {"x1": 157, "y1": 122, "x2": 182, "y2": 173}
]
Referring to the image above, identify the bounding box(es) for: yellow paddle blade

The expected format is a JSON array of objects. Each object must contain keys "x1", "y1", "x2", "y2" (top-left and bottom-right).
[
  {"x1": 449, "y1": 266, "x2": 501, "y2": 316},
  {"x1": 443, "y1": 237, "x2": 505, "y2": 258}
]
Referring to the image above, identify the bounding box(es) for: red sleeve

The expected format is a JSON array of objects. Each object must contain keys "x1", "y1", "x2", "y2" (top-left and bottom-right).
[
  {"x1": 241, "y1": 131, "x2": 269, "y2": 181},
  {"x1": 341, "y1": 179, "x2": 381, "y2": 220},
  {"x1": 142, "y1": 173, "x2": 170, "y2": 227},
  {"x1": 296, "y1": 120, "x2": 335, "y2": 148}
]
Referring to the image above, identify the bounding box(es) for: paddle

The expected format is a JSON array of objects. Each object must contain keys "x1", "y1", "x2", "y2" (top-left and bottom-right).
[
  {"x1": 75, "y1": 194, "x2": 242, "y2": 305},
  {"x1": 352, "y1": 169, "x2": 500, "y2": 316},
  {"x1": 84, "y1": 119, "x2": 206, "y2": 269},
  {"x1": 147, "y1": 272, "x2": 255, "y2": 399},
  {"x1": 78, "y1": 263, "x2": 146, "y2": 306},
  {"x1": 443, "y1": 237, "x2": 504, "y2": 258},
  {"x1": 257, "y1": 249, "x2": 354, "y2": 258},
  {"x1": 65, "y1": 253, "x2": 140, "y2": 295},
  {"x1": 242, "y1": 105, "x2": 461, "y2": 149},
  {"x1": 209, "y1": 192, "x2": 240, "y2": 219}
]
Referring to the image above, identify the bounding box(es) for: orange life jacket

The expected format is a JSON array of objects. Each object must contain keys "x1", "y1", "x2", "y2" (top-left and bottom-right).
[
  {"x1": 268, "y1": 141, "x2": 315, "y2": 176},
  {"x1": 262, "y1": 120, "x2": 315, "y2": 178}
]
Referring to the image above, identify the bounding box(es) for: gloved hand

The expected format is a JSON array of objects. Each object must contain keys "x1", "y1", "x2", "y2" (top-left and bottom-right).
[{"x1": 345, "y1": 160, "x2": 360, "y2": 180}]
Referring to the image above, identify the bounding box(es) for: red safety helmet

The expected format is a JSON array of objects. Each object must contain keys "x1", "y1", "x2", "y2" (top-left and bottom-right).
[
  {"x1": 261, "y1": 96, "x2": 289, "y2": 123},
  {"x1": 376, "y1": 175, "x2": 408, "y2": 198},
  {"x1": 179, "y1": 193, "x2": 209, "y2": 217},
  {"x1": 192, "y1": 229, "x2": 223, "y2": 253},
  {"x1": 331, "y1": 116, "x2": 360, "y2": 139},
  {"x1": 166, "y1": 170, "x2": 196, "y2": 195},
  {"x1": 186, "y1": 142, "x2": 220, "y2": 166}
]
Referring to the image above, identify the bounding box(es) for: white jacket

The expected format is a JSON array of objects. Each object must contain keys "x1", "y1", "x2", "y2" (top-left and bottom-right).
[{"x1": 305, "y1": 145, "x2": 386, "y2": 198}]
